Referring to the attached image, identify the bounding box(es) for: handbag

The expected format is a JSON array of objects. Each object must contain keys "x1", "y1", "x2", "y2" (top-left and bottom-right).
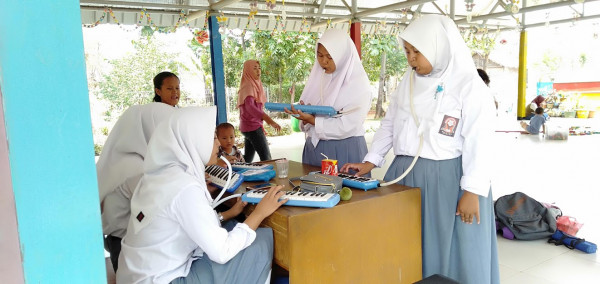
[
  {"x1": 299, "y1": 173, "x2": 343, "y2": 193},
  {"x1": 556, "y1": 216, "x2": 583, "y2": 236}
]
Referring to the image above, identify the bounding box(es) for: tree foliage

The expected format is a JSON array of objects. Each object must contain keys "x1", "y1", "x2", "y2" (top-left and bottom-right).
[
  {"x1": 99, "y1": 34, "x2": 188, "y2": 117},
  {"x1": 362, "y1": 34, "x2": 408, "y2": 118},
  {"x1": 463, "y1": 28, "x2": 498, "y2": 69}
]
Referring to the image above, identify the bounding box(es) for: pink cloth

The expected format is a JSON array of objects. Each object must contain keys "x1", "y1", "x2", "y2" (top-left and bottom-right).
[
  {"x1": 237, "y1": 60, "x2": 266, "y2": 106},
  {"x1": 239, "y1": 96, "x2": 264, "y2": 132}
]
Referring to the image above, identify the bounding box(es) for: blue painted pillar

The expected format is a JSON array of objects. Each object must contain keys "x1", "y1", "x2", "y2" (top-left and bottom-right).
[
  {"x1": 0, "y1": 1, "x2": 106, "y2": 283},
  {"x1": 208, "y1": 15, "x2": 228, "y2": 124}
]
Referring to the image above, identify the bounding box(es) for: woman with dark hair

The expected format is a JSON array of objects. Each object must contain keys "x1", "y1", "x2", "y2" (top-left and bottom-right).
[{"x1": 153, "y1": 71, "x2": 180, "y2": 107}]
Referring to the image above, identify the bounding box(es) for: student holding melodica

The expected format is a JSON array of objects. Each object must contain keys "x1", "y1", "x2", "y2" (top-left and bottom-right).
[
  {"x1": 117, "y1": 107, "x2": 286, "y2": 284},
  {"x1": 342, "y1": 15, "x2": 499, "y2": 284},
  {"x1": 284, "y1": 29, "x2": 372, "y2": 170}
]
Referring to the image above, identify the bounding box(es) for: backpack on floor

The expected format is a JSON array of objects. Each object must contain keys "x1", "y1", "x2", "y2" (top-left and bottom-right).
[{"x1": 494, "y1": 192, "x2": 557, "y2": 240}]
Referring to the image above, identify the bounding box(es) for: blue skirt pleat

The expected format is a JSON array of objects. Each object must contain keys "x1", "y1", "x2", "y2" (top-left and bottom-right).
[{"x1": 384, "y1": 155, "x2": 500, "y2": 284}]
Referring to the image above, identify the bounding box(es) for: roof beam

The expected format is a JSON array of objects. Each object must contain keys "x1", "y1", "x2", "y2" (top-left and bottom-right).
[
  {"x1": 340, "y1": 0, "x2": 352, "y2": 13},
  {"x1": 524, "y1": 13, "x2": 600, "y2": 29},
  {"x1": 313, "y1": 0, "x2": 329, "y2": 23},
  {"x1": 312, "y1": 0, "x2": 436, "y2": 28},
  {"x1": 210, "y1": 0, "x2": 242, "y2": 10},
  {"x1": 455, "y1": 0, "x2": 600, "y2": 24}
]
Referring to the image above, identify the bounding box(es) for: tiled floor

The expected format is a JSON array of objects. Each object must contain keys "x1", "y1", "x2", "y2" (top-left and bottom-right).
[{"x1": 265, "y1": 116, "x2": 600, "y2": 283}]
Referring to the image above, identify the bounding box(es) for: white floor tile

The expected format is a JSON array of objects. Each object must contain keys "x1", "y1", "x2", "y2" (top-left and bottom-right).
[
  {"x1": 525, "y1": 253, "x2": 600, "y2": 284},
  {"x1": 497, "y1": 237, "x2": 569, "y2": 271},
  {"x1": 566, "y1": 249, "x2": 600, "y2": 264},
  {"x1": 502, "y1": 272, "x2": 560, "y2": 284},
  {"x1": 499, "y1": 264, "x2": 519, "y2": 281}
]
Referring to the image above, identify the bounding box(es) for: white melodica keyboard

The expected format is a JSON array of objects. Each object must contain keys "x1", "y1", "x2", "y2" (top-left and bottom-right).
[
  {"x1": 231, "y1": 162, "x2": 274, "y2": 171},
  {"x1": 205, "y1": 164, "x2": 244, "y2": 193},
  {"x1": 242, "y1": 189, "x2": 340, "y2": 208}
]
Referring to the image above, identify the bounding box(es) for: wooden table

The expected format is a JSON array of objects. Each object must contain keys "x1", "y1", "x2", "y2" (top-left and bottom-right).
[{"x1": 238, "y1": 161, "x2": 422, "y2": 284}]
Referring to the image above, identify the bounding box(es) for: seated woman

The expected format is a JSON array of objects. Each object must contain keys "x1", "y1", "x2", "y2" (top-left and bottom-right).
[
  {"x1": 98, "y1": 71, "x2": 182, "y2": 272},
  {"x1": 96, "y1": 102, "x2": 175, "y2": 272},
  {"x1": 117, "y1": 107, "x2": 287, "y2": 284},
  {"x1": 284, "y1": 29, "x2": 372, "y2": 171},
  {"x1": 525, "y1": 95, "x2": 546, "y2": 120}
]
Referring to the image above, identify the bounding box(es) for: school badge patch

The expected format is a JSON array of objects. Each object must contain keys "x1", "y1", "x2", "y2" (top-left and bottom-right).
[
  {"x1": 439, "y1": 115, "x2": 459, "y2": 137},
  {"x1": 136, "y1": 211, "x2": 145, "y2": 222}
]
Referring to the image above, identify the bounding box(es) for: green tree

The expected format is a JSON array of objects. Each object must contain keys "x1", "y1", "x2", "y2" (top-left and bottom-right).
[
  {"x1": 534, "y1": 50, "x2": 562, "y2": 81},
  {"x1": 252, "y1": 31, "x2": 316, "y2": 104},
  {"x1": 362, "y1": 34, "x2": 408, "y2": 118},
  {"x1": 100, "y1": 34, "x2": 188, "y2": 117},
  {"x1": 463, "y1": 27, "x2": 498, "y2": 70}
]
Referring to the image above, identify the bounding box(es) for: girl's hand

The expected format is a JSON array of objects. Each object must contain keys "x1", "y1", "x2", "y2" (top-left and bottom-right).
[
  {"x1": 269, "y1": 121, "x2": 281, "y2": 132},
  {"x1": 254, "y1": 185, "x2": 287, "y2": 218},
  {"x1": 284, "y1": 100, "x2": 316, "y2": 126},
  {"x1": 340, "y1": 162, "x2": 375, "y2": 177},
  {"x1": 244, "y1": 185, "x2": 287, "y2": 230},
  {"x1": 456, "y1": 191, "x2": 480, "y2": 224},
  {"x1": 225, "y1": 197, "x2": 247, "y2": 218}
]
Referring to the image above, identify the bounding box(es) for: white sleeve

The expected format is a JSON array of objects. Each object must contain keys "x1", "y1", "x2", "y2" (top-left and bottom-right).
[
  {"x1": 312, "y1": 91, "x2": 371, "y2": 140},
  {"x1": 459, "y1": 84, "x2": 496, "y2": 197},
  {"x1": 363, "y1": 98, "x2": 397, "y2": 168},
  {"x1": 172, "y1": 186, "x2": 256, "y2": 264}
]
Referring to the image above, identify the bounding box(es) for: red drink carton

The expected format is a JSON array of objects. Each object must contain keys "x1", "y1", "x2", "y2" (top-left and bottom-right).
[{"x1": 321, "y1": 159, "x2": 338, "y2": 176}]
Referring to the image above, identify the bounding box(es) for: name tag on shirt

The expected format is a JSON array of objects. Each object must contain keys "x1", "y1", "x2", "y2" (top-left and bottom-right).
[{"x1": 439, "y1": 115, "x2": 459, "y2": 137}]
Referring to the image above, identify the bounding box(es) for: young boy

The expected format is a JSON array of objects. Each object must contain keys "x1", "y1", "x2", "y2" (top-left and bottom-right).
[
  {"x1": 216, "y1": 122, "x2": 245, "y2": 164},
  {"x1": 520, "y1": 107, "x2": 546, "y2": 134}
]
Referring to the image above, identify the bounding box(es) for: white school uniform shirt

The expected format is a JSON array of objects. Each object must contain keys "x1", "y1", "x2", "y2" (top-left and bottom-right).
[
  {"x1": 96, "y1": 103, "x2": 175, "y2": 237},
  {"x1": 299, "y1": 29, "x2": 372, "y2": 146},
  {"x1": 118, "y1": 107, "x2": 256, "y2": 284},
  {"x1": 363, "y1": 15, "x2": 495, "y2": 197},
  {"x1": 117, "y1": 185, "x2": 255, "y2": 284}
]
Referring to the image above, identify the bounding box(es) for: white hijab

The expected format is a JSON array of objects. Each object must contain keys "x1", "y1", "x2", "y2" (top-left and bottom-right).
[
  {"x1": 96, "y1": 102, "x2": 176, "y2": 202},
  {"x1": 396, "y1": 15, "x2": 487, "y2": 134},
  {"x1": 130, "y1": 106, "x2": 216, "y2": 233},
  {"x1": 300, "y1": 28, "x2": 370, "y2": 107}
]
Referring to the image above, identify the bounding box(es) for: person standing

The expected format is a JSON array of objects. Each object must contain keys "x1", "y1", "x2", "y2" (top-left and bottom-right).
[
  {"x1": 342, "y1": 15, "x2": 500, "y2": 284},
  {"x1": 285, "y1": 29, "x2": 372, "y2": 170},
  {"x1": 238, "y1": 60, "x2": 281, "y2": 162}
]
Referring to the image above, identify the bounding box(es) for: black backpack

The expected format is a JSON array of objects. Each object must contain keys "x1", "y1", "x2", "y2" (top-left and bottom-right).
[{"x1": 494, "y1": 192, "x2": 557, "y2": 240}]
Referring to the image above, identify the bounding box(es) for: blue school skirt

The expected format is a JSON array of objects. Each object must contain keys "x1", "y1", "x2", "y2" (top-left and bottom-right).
[
  {"x1": 384, "y1": 155, "x2": 500, "y2": 284},
  {"x1": 302, "y1": 136, "x2": 368, "y2": 171},
  {"x1": 171, "y1": 226, "x2": 273, "y2": 284}
]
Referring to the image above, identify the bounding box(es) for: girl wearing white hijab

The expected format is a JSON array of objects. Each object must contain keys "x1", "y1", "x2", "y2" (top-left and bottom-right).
[
  {"x1": 342, "y1": 15, "x2": 499, "y2": 284},
  {"x1": 117, "y1": 107, "x2": 286, "y2": 284},
  {"x1": 285, "y1": 29, "x2": 372, "y2": 170},
  {"x1": 96, "y1": 102, "x2": 176, "y2": 272}
]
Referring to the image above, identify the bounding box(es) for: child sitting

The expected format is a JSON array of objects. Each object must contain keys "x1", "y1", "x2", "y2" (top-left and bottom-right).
[
  {"x1": 216, "y1": 122, "x2": 245, "y2": 164},
  {"x1": 520, "y1": 107, "x2": 546, "y2": 134}
]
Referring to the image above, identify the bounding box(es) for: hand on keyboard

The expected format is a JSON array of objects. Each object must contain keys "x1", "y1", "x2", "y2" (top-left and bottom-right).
[
  {"x1": 340, "y1": 162, "x2": 375, "y2": 177},
  {"x1": 244, "y1": 185, "x2": 288, "y2": 230}
]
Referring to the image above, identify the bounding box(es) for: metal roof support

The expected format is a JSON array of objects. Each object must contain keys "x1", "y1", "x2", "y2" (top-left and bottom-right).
[
  {"x1": 208, "y1": 15, "x2": 227, "y2": 124},
  {"x1": 350, "y1": 22, "x2": 361, "y2": 58},
  {"x1": 211, "y1": 0, "x2": 242, "y2": 10},
  {"x1": 450, "y1": 0, "x2": 455, "y2": 20},
  {"x1": 524, "y1": 13, "x2": 600, "y2": 28},
  {"x1": 340, "y1": 0, "x2": 351, "y2": 12},
  {"x1": 456, "y1": 0, "x2": 600, "y2": 25},
  {"x1": 313, "y1": 0, "x2": 329, "y2": 24},
  {"x1": 311, "y1": 0, "x2": 436, "y2": 28},
  {"x1": 517, "y1": 0, "x2": 527, "y2": 119}
]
